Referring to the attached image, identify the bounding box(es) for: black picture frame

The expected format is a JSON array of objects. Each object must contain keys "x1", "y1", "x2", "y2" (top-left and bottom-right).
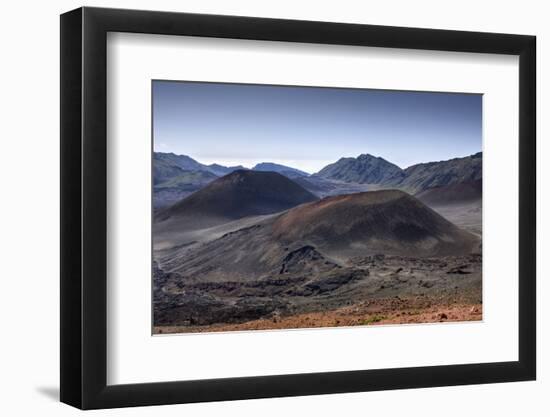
[{"x1": 60, "y1": 6, "x2": 536, "y2": 410}]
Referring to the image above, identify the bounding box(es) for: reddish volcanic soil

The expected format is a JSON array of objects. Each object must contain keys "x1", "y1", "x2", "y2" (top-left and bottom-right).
[{"x1": 154, "y1": 297, "x2": 482, "y2": 334}]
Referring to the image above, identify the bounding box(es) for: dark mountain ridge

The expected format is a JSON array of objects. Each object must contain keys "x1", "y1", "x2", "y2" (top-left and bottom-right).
[
  {"x1": 389, "y1": 152, "x2": 482, "y2": 193},
  {"x1": 154, "y1": 152, "x2": 245, "y2": 178},
  {"x1": 157, "y1": 170, "x2": 318, "y2": 223},
  {"x1": 153, "y1": 153, "x2": 248, "y2": 207},
  {"x1": 315, "y1": 152, "x2": 482, "y2": 195},
  {"x1": 153, "y1": 151, "x2": 482, "y2": 208}
]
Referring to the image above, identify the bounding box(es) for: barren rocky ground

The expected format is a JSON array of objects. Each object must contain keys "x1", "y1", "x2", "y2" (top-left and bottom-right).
[
  {"x1": 154, "y1": 302, "x2": 482, "y2": 334},
  {"x1": 152, "y1": 172, "x2": 482, "y2": 334},
  {"x1": 153, "y1": 252, "x2": 481, "y2": 331}
]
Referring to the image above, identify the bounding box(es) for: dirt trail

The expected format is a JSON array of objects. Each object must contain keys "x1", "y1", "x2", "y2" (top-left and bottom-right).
[{"x1": 154, "y1": 299, "x2": 482, "y2": 334}]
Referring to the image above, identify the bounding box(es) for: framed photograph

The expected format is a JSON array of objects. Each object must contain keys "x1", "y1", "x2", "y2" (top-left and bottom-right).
[{"x1": 60, "y1": 7, "x2": 536, "y2": 409}]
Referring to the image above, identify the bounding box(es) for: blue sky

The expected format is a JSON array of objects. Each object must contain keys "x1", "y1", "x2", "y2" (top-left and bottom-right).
[{"x1": 153, "y1": 80, "x2": 482, "y2": 174}]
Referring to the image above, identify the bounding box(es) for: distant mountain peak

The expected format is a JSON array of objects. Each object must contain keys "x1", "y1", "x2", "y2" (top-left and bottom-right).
[
  {"x1": 315, "y1": 151, "x2": 482, "y2": 194},
  {"x1": 316, "y1": 153, "x2": 404, "y2": 184},
  {"x1": 357, "y1": 153, "x2": 378, "y2": 160}
]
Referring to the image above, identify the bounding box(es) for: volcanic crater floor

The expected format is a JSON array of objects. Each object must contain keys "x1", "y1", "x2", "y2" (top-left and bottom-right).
[{"x1": 153, "y1": 253, "x2": 482, "y2": 334}]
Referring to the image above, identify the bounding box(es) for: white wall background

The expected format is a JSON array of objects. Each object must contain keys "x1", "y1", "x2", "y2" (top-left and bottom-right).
[{"x1": 0, "y1": 0, "x2": 546, "y2": 415}]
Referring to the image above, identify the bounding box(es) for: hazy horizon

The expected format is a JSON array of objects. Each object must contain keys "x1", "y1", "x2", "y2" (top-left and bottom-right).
[
  {"x1": 154, "y1": 150, "x2": 482, "y2": 175},
  {"x1": 153, "y1": 81, "x2": 482, "y2": 173}
]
